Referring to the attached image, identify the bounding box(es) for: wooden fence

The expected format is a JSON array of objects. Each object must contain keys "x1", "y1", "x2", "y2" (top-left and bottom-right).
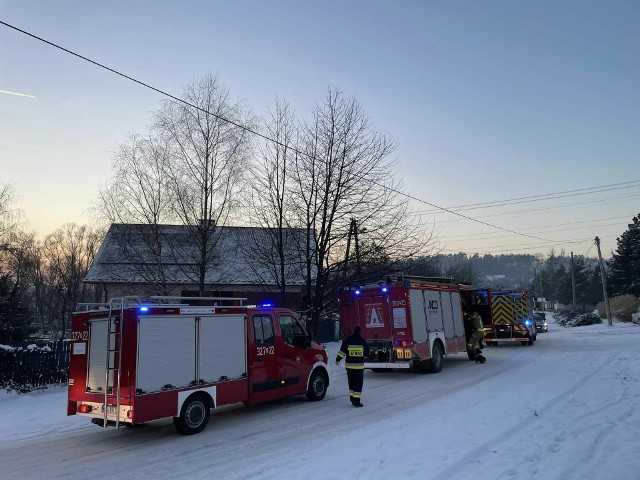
[{"x1": 0, "y1": 341, "x2": 70, "y2": 392}]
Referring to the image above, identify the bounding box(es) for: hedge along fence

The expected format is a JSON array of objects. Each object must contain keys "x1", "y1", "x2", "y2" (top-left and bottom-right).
[{"x1": 0, "y1": 341, "x2": 70, "y2": 392}]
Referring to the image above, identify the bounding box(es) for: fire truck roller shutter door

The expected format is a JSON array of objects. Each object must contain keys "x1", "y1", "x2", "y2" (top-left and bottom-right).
[
  {"x1": 137, "y1": 316, "x2": 197, "y2": 394},
  {"x1": 409, "y1": 289, "x2": 427, "y2": 343},
  {"x1": 199, "y1": 315, "x2": 247, "y2": 384},
  {"x1": 451, "y1": 292, "x2": 464, "y2": 337},
  {"x1": 441, "y1": 292, "x2": 455, "y2": 340},
  {"x1": 425, "y1": 290, "x2": 444, "y2": 331},
  {"x1": 87, "y1": 319, "x2": 110, "y2": 392}
]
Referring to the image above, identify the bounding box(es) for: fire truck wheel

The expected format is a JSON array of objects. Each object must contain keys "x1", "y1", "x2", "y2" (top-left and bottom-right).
[
  {"x1": 427, "y1": 341, "x2": 444, "y2": 373},
  {"x1": 306, "y1": 370, "x2": 328, "y2": 401},
  {"x1": 173, "y1": 394, "x2": 211, "y2": 435}
]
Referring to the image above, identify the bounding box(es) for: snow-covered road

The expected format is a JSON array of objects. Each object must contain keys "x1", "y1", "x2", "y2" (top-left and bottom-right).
[{"x1": 1, "y1": 316, "x2": 639, "y2": 480}]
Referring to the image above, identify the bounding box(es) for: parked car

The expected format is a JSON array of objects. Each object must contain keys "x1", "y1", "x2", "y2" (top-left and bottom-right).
[{"x1": 533, "y1": 312, "x2": 548, "y2": 333}]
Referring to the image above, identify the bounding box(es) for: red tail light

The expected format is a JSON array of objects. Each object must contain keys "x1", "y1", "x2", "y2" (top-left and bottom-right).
[
  {"x1": 78, "y1": 404, "x2": 92, "y2": 413},
  {"x1": 127, "y1": 410, "x2": 133, "y2": 419}
]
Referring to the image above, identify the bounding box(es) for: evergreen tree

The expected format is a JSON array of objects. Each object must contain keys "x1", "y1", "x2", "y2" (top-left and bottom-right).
[
  {"x1": 0, "y1": 273, "x2": 34, "y2": 345},
  {"x1": 573, "y1": 257, "x2": 591, "y2": 307},
  {"x1": 584, "y1": 264, "x2": 609, "y2": 306},
  {"x1": 608, "y1": 214, "x2": 640, "y2": 297}
]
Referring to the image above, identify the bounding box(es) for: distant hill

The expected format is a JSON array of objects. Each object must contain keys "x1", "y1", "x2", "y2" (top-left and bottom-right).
[{"x1": 397, "y1": 253, "x2": 599, "y2": 290}]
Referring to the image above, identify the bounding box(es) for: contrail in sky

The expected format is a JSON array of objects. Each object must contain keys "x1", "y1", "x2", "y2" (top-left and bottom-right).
[{"x1": 0, "y1": 89, "x2": 36, "y2": 98}]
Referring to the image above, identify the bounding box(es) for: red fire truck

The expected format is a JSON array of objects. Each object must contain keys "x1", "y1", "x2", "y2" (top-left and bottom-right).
[
  {"x1": 481, "y1": 289, "x2": 536, "y2": 345},
  {"x1": 338, "y1": 276, "x2": 481, "y2": 372},
  {"x1": 67, "y1": 296, "x2": 329, "y2": 435}
]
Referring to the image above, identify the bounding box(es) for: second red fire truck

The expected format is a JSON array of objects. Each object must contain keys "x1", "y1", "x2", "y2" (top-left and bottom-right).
[{"x1": 338, "y1": 275, "x2": 486, "y2": 372}]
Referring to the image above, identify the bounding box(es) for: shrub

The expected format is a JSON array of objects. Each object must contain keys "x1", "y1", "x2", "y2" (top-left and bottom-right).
[
  {"x1": 554, "y1": 310, "x2": 602, "y2": 327},
  {"x1": 597, "y1": 294, "x2": 640, "y2": 322}
]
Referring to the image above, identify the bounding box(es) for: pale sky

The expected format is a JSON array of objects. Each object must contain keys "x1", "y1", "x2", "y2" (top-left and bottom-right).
[{"x1": 1, "y1": 0, "x2": 638, "y2": 258}]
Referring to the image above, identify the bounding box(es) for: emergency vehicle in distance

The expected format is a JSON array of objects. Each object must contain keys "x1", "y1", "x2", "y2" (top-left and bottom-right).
[
  {"x1": 67, "y1": 296, "x2": 329, "y2": 435},
  {"x1": 480, "y1": 289, "x2": 537, "y2": 346},
  {"x1": 338, "y1": 275, "x2": 484, "y2": 372}
]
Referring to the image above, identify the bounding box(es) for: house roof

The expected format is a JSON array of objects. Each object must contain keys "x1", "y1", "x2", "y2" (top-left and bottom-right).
[{"x1": 85, "y1": 224, "x2": 313, "y2": 286}]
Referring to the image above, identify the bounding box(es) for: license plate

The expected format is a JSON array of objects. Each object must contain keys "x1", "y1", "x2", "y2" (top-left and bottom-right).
[
  {"x1": 396, "y1": 348, "x2": 412, "y2": 359},
  {"x1": 101, "y1": 405, "x2": 117, "y2": 415}
]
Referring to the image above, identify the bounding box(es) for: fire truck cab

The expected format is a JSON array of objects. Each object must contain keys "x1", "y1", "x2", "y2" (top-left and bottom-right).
[
  {"x1": 67, "y1": 296, "x2": 329, "y2": 435},
  {"x1": 338, "y1": 276, "x2": 476, "y2": 373}
]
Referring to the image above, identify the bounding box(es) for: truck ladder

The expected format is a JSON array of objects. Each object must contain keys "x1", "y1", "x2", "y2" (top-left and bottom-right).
[{"x1": 103, "y1": 296, "x2": 140, "y2": 429}]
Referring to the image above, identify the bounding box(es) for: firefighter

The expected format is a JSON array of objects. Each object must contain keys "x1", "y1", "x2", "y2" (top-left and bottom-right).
[
  {"x1": 335, "y1": 325, "x2": 370, "y2": 407},
  {"x1": 466, "y1": 309, "x2": 486, "y2": 363}
]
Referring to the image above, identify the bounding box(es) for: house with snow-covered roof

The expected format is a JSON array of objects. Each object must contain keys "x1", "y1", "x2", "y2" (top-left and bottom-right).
[{"x1": 84, "y1": 223, "x2": 314, "y2": 309}]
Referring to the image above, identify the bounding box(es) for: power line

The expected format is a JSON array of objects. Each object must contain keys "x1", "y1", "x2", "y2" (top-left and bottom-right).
[
  {"x1": 417, "y1": 190, "x2": 640, "y2": 216},
  {"x1": 432, "y1": 193, "x2": 640, "y2": 224},
  {"x1": 584, "y1": 241, "x2": 595, "y2": 257},
  {"x1": 440, "y1": 235, "x2": 619, "y2": 255},
  {"x1": 443, "y1": 220, "x2": 630, "y2": 244},
  {"x1": 442, "y1": 214, "x2": 635, "y2": 239},
  {"x1": 0, "y1": 20, "x2": 586, "y2": 245},
  {"x1": 415, "y1": 180, "x2": 640, "y2": 214},
  {"x1": 440, "y1": 242, "x2": 591, "y2": 255},
  {"x1": 442, "y1": 236, "x2": 590, "y2": 252}
]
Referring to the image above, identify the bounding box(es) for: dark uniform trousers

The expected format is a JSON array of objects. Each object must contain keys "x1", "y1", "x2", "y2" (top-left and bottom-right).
[{"x1": 346, "y1": 369, "x2": 364, "y2": 403}]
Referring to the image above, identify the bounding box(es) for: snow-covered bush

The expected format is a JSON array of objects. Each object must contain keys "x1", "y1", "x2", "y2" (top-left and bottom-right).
[
  {"x1": 598, "y1": 295, "x2": 640, "y2": 322},
  {"x1": 554, "y1": 310, "x2": 602, "y2": 327}
]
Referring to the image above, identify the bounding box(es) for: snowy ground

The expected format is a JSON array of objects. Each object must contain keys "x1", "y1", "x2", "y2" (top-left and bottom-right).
[{"x1": 1, "y1": 313, "x2": 639, "y2": 480}]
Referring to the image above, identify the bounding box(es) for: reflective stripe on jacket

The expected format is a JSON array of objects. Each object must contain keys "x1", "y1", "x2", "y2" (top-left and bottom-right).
[
  {"x1": 471, "y1": 312, "x2": 484, "y2": 332},
  {"x1": 336, "y1": 333, "x2": 370, "y2": 370}
]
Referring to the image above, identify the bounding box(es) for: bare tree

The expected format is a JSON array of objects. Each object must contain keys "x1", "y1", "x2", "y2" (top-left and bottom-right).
[
  {"x1": 244, "y1": 98, "x2": 300, "y2": 306},
  {"x1": 154, "y1": 73, "x2": 254, "y2": 295},
  {"x1": 39, "y1": 224, "x2": 103, "y2": 339},
  {"x1": 0, "y1": 182, "x2": 23, "y2": 248},
  {"x1": 292, "y1": 88, "x2": 434, "y2": 332},
  {"x1": 93, "y1": 133, "x2": 175, "y2": 294}
]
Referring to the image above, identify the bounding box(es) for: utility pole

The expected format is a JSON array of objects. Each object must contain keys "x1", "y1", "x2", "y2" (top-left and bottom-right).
[
  {"x1": 539, "y1": 269, "x2": 543, "y2": 303},
  {"x1": 595, "y1": 236, "x2": 612, "y2": 326},
  {"x1": 570, "y1": 252, "x2": 576, "y2": 310},
  {"x1": 344, "y1": 218, "x2": 362, "y2": 277}
]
